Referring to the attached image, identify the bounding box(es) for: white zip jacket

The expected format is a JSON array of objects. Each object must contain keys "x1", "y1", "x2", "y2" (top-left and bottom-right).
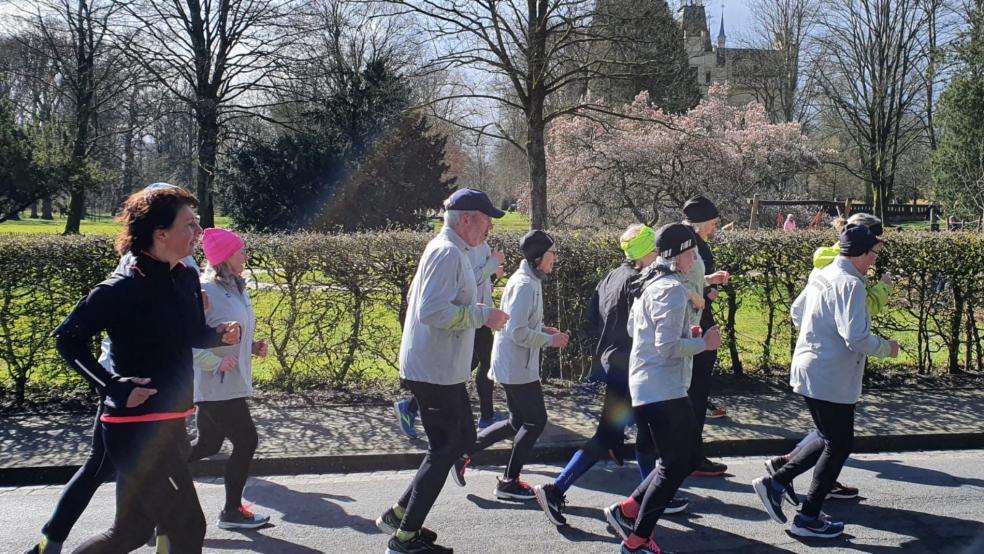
[
  {"x1": 489, "y1": 260, "x2": 552, "y2": 384},
  {"x1": 399, "y1": 227, "x2": 491, "y2": 385},
  {"x1": 193, "y1": 280, "x2": 256, "y2": 403},
  {"x1": 628, "y1": 264, "x2": 706, "y2": 406},
  {"x1": 789, "y1": 256, "x2": 893, "y2": 404}
]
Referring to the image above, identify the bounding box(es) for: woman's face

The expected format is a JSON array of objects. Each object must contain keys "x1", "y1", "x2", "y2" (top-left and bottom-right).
[
  {"x1": 225, "y1": 248, "x2": 246, "y2": 275},
  {"x1": 538, "y1": 248, "x2": 557, "y2": 274},
  {"x1": 675, "y1": 248, "x2": 697, "y2": 274},
  {"x1": 158, "y1": 205, "x2": 202, "y2": 263}
]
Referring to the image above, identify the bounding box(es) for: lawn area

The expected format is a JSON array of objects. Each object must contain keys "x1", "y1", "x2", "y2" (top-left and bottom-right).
[
  {"x1": 0, "y1": 215, "x2": 235, "y2": 235},
  {"x1": 431, "y1": 210, "x2": 530, "y2": 233}
]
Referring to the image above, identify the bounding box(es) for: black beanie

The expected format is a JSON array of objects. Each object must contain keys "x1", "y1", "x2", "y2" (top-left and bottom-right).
[
  {"x1": 520, "y1": 230, "x2": 554, "y2": 263},
  {"x1": 840, "y1": 224, "x2": 880, "y2": 257},
  {"x1": 682, "y1": 195, "x2": 720, "y2": 223},
  {"x1": 655, "y1": 223, "x2": 697, "y2": 259}
]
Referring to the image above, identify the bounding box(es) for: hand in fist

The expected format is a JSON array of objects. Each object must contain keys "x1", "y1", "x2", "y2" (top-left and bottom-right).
[
  {"x1": 252, "y1": 340, "x2": 268, "y2": 357},
  {"x1": 551, "y1": 332, "x2": 570, "y2": 348},
  {"x1": 703, "y1": 325, "x2": 722, "y2": 351},
  {"x1": 218, "y1": 355, "x2": 239, "y2": 373},
  {"x1": 218, "y1": 322, "x2": 241, "y2": 345},
  {"x1": 485, "y1": 309, "x2": 510, "y2": 331}
]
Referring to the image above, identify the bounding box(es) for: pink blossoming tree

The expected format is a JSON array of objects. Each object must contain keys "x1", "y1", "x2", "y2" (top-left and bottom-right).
[{"x1": 539, "y1": 84, "x2": 823, "y2": 227}]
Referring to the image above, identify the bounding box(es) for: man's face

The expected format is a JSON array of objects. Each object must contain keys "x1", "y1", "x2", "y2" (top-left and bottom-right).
[
  {"x1": 857, "y1": 242, "x2": 883, "y2": 274},
  {"x1": 460, "y1": 212, "x2": 493, "y2": 247}
]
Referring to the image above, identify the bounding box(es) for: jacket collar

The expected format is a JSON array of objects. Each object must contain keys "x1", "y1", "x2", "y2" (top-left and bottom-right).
[
  {"x1": 135, "y1": 251, "x2": 181, "y2": 280},
  {"x1": 441, "y1": 226, "x2": 470, "y2": 252},
  {"x1": 833, "y1": 255, "x2": 865, "y2": 280},
  {"x1": 518, "y1": 259, "x2": 546, "y2": 281}
]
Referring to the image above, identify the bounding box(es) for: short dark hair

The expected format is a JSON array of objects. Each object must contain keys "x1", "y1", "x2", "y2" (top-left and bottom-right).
[{"x1": 115, "y1": 187, "x2": 198, "y2": 255}]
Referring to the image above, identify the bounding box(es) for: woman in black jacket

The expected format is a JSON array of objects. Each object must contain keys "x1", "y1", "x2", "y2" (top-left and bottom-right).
[{"x1": 53, "y1": 186, "x2": 240, "y2": 554}]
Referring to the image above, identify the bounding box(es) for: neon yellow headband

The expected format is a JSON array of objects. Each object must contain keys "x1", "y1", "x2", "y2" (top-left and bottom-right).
[{"x1": 621, "y1": 225, "x2": 657, "y2": 261}]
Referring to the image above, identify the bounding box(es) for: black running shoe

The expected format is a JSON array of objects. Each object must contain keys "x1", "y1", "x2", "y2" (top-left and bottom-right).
[
  {"x1": 790, "y1": 512, "x2": 845, "y2": 539},
  {"x1": 217, "y1": 505, "x2": 270, "y2": 529},
  {"x1": 664, "y1": 496, "x2": 688, "y2": 515},
  {"x1": 691, "y1": 457, "x2": 727, "y2": 476},
  {"x1": 604, "y1": 502, "x2": 634, "y2": 541},
  {"x1": 385, "y1": 534, "x2": 452, "y2": 554},
  {"x1": 494, "y1": 477, "x2": 535, "y2": 500},
  {"x1": 375, "y1": 509, "x2": 438, "y2": 543},
  {"x1": 533, "y1": 483, "x2": 567, "y2": 526},
  {"x1": 451, "y1": 456, "x2": 470, "y2": 487},
  {"x1": 826, "y1": 481, "x2": 859, "y2": 500},
  {"x1": 752, "y1": 476, "x2": 787, "y2": 524}
]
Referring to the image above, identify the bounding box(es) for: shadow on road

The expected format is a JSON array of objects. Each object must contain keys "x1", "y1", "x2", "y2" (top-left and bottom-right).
[
  {"x1": 243, "y1": 477, "x2": 381, "y2": 535},
  {"x1": 847, "y1": 457, "x2": 984, "y2": 489}
]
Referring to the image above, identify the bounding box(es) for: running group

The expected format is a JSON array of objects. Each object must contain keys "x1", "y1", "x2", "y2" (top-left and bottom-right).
[{"x1": 25, "y1": 185, "x2": 898, "y2": 554}]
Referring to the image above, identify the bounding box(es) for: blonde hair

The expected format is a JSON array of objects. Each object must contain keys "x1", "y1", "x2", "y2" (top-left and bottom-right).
[
  {"x1": 847, "y1": 212, "x2": 882, "y2": 229},
  {"x1": 831, "y1": 217, "x2": 847, "y2": 232},
  {"x1": 620, "y1": 223, "x2": 646, "y2": 244},
  {"x1": 203, "y1": 261, "x2": 246, "y2": 294}
]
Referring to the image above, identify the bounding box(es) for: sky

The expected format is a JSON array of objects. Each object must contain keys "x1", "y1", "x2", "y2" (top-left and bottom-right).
[{"x1": 675, "y1": 0, "x2": 757, "y2": 46}]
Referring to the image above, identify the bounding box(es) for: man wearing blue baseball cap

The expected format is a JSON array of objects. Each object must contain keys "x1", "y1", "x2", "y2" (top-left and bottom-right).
[{"x1": 376, "y1": 188, "x2": 509, "y2": 554}]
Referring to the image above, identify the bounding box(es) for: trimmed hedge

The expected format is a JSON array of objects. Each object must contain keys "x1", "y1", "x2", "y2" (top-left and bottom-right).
[{"x1": 1, "y1": 230, "x2": 982, "y2": 405}]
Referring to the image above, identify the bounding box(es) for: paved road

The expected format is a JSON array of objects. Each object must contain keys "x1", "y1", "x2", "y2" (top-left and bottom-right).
[{"x1": 3, "y1": 450, "x2": 984, "y2": 553}]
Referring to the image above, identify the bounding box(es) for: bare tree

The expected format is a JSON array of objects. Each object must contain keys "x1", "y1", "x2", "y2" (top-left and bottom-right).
[
  {"x1": 111, "y1": 0, "x2": 297, "y2": 227},
  {"x1": 815, "y1": 0, "x2": 929, "y2": 222},
  {"x1": 381, "y1": 0, "x2": 656, "y2": 229},
  {"x1": 6, "y1": 0, "x2": 134, "y2": 233},
  {"x1": 746, "y1": 0, "x2": 821, "y2": 124}
]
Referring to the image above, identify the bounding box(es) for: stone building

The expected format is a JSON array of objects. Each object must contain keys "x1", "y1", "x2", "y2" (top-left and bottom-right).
[{"x1": 678, "y1": 1, "x2": 779, "y2": 107}]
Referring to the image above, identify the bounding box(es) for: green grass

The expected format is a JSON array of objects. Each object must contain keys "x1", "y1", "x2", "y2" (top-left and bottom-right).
[{"x1": 0, "y1": 215, "x2": 234, "y2": 235}]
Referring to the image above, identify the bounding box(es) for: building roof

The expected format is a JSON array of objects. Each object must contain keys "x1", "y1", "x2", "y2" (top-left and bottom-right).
[{"x1": 680, "y1": 4, "x2": 713, "y2": 52}]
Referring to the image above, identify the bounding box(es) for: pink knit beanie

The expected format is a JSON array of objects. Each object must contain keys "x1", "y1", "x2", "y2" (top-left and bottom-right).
[{"x1": 202, "y1": 228, "x2": 244, "y2": 266}]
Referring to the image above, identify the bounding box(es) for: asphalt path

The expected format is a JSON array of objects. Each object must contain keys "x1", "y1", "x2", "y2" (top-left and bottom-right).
[{"x1": 3, "y1": 449, "x2": 984, "y2": 553}]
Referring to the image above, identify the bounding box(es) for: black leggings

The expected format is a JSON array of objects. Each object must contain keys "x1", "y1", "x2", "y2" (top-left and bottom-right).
[
  {"x1": 397, "y1": 380, "x2": 476, "y2": 533},
  {"x1": 688, "y1": 348, "x2": 717, "y2": 455},
  {"x1": 73, "y1": 419, "x2": 205, "y2": 554},
  {"x1": 469, "y1": 380, "x2": 547, "y2": 479},
  {"x1": 772, "y1": 395, "x2": 855, "y2": 517},
  {"x1": 42, "y1": 404, "x2": 115, "y2": 543},
  {"x1": 406, "y1": 328, "x2": 495, "y2": 418},
  {"x1": 188, "y1": 398, "x2": 258, "y2": 511},
  {"x1": 583, "y1": 369, "x2": 655, "y2": 460},
  {"x1": 629, "y1": 397, "x2": 701, "y2": 539}
]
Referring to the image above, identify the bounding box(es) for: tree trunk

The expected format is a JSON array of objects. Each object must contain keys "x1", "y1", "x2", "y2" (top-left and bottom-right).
[
  {"x1": 195, "y1": 101, "x2": 219, "y2": 228},
  {"x1": 30, "y1": 202, "x2": 39, "y2": 219},
  {"x1": 63, "y1": 0, "x2": 94, "y2": 236},
  {"x1": 527, "y1": 115, "x2": 548, "y2": 230},
  {"x1": 42, "y1": 197, "x2": 53, "y2": 220}
]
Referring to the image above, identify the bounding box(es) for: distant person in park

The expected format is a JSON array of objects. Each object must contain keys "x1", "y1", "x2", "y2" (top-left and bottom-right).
[
  {"x1": 753, "y1": 224, "x2": 899, "y2": 539},
  {"x1": 393, "y1": 231, "x2": 507, "y2": 439},
  {"x1": 23, "y1": 183, "x2": 201, "y2": 554},
  {"x1": 948, "y1": 214, "x2": 962, "y2": 231},
  {"x1": 187, "y1": 228, "x2": 271, "y2": 530},
  {"x1": 534, "y1": 224, "x2": 673, "y2": 527},
  {"x1": 374, "y1": 188, "x2": 508, "y2": 554},
  {"x1": 51, "y1": 186, "x2": 241, "y2": 553},
  {"x1": 682, "y1": 195, "x2": 731, "y2": 478},
  {"x1": 784, "y1": 213, "x2": 797, "y2": 232},
  {"x1": 451, "y1": 230, "x2": 569, "y2": 501},
  {"x1": 604, "y1": 224, "x2": 722, "y2": 554},
  {"x1": 765, "y1": 213, "x2": 892, "y2": 502}
]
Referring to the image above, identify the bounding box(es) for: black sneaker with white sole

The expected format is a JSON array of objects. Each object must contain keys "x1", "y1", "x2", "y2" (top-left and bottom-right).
[
  {"x1": 494, "y1": 477, "x2": 535, "y2": 500},
  {"x1": 533, "y1": 483, "x2": 567, "y2": 526},
  {"x1": 663, "y1": 496, "x2": 688, "y2": 515},
  {"x1": 790, "y1": 512, "x2": 845, "y2": 538},
  {"x1": 385, "y1": 533, "x2": 453, "y2": 554},
  {"x1": 604, "y1": 502, "x2": 634, "y2": 541},
  {"x1": 763, "y1": 457, "x2": 799, "y2": 505},
  {"x1": 375, "y1": 508, "x2": 438, "y2": 543},
  {"x1": 451, "y1": 456, "x2": 470, "y2": 487},
  {"x1": 217, "y1": 505, "x2": 270, "y2": 529},
  {"x1": 752, "y1": 476, "x2": 787, "y2": 524}
]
